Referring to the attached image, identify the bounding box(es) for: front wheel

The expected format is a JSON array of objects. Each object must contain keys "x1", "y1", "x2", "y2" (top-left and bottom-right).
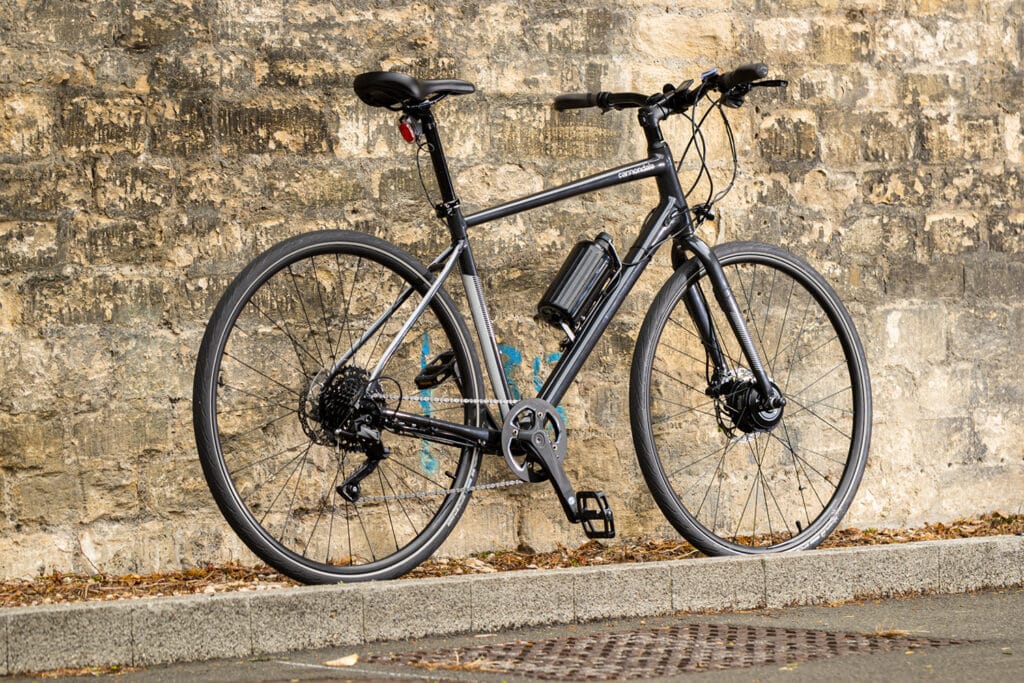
[
  {"x1": 194, "y1": 230, "x2": 484, "y2": 582},
  {"x1": 630, "y1": 242, "x2": 871, "y2": 555}
]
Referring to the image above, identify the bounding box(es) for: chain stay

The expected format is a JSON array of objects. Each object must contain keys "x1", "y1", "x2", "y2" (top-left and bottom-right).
[{"x1": 352, "y1": 391, "x2": 526, "y2": 501}]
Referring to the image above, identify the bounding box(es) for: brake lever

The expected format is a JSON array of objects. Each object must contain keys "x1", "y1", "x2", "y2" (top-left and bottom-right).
[{"x1": 751, "y1": 79, "x2": 788, "y2": 88}]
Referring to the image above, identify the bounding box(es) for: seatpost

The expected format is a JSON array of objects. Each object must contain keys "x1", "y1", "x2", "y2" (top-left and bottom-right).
[{"x1": 415, "y1": 107, "x2": 461, "y2": 219}]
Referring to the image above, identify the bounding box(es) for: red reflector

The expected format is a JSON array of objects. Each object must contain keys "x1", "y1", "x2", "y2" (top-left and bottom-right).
[{"x1": 399, "y1": 120, "x2": 416, "y2": 143}]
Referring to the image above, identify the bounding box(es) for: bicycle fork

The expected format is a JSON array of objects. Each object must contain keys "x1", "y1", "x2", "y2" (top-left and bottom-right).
[{"x1": 675, "y1": 235, "x2": 785, "y2": 413}]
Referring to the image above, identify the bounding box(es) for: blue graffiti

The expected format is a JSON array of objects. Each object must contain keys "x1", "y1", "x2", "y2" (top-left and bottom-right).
[
  {"x1": 418, "y1": 332, "x2": 439, "y2": 476},
  {"x1": 416, "y1": 335, "x2": 568, "y2": 474}
]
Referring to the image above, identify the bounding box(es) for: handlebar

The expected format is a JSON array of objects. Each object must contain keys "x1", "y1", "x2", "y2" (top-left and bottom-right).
[
  {"x1": 553, "y1": 91, "x2": 648, "y2": 112},
  {"x1": 553, "y1": 62, "x2": 783, "y2": 115},
  {"x1": 714, "y1": 63, "x2": 769, "y2": 91}
]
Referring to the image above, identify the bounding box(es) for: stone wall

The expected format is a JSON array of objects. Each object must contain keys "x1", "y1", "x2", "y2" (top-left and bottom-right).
[{"x1": 0, "y1": 0, "x2": 1021, "y2": 577}]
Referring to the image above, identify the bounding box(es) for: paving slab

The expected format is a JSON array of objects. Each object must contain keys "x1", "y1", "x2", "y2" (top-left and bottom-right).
[
  {"x1": 250, "y1": 584, "x2": 363, "y2": 655},
  {"x1": 672, "y1": 553, "x2": 765, "y2": 612},
  {"x1": 469, "y1": 568, "x2": 574, "y2": 631},
  {"x1": 5, "y1": 600, "x2": 132, "y2": 673},
  {"x1": 361, "y1": 575, "x2": 472, "y2": 642},
  {"x1": 132, "y1": 592, "x2": 251, "y2": 667},
  {"x1": 572, "y1": 561, "x2": 673, "y2": 621}
]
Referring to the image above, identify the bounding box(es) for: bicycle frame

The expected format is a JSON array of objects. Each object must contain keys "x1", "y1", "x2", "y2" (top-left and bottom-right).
[{"x1": 372, "y1": 103, "x2": 775, "y2": 455}]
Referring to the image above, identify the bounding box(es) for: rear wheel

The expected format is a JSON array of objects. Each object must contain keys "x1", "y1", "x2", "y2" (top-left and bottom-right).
[
  {"x1": 630, "y1": 242, "x2": 871, "y2": 555},
  {"x1": 194, "y1": 230, "x2": 483, "y2": 582}
]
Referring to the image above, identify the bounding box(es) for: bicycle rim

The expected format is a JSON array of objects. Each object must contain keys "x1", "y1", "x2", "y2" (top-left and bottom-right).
[
  {"x1": 194, "y1": 231, "x2": 482, "y2": 582},
  {"x1": 632, "y1": 242, "x2": 871, "y2": 554}
]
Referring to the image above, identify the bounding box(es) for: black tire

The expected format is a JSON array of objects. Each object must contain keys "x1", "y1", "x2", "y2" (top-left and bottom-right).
[
  {"x1": 194, "y1": 230, "x2": 483, "y2": 583},
  {"x1": 630, "y1": 242, "x2": 871, "y2": 554}
]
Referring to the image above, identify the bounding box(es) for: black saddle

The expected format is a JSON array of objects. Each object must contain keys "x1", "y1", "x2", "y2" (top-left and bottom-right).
[{"x1": 353, "y1": 71, "x2": 475, "y2": 109}]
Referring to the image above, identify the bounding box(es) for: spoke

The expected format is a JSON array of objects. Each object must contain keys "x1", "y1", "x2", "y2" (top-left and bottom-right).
[
  {"x1": 692, "y1": 442, "x2": 729, "y2": 520},
  {"x1": 310, "y1": 255, "x2": 337, "y2": 368},
  {"x1": 769, "y1": 277, "x2": 798, "y2": 375},
  {"x1": 784, "y1": 384, "x2": 854, "y2": 419},
  {"x1": 305, "y1": 466, "x2": 342, "y2": 558},
  {"x1": 219, "y1": 410, "x2": 295, "y2": 448},
  {"x1": 769, "y1": 430, "x2": 834, "y2": 506},
  {"x1": 218, "y1": 379, "x2": 296, "y2": 414},
  {"x1": 287, "y1": 263, "x2": 326, "y2": 366},
  {"x1": 279, "y1": 440, "x2": 312, "y2": 544},
  {"x1": 339, "y1": 254, "x2": 361, "y2": 361},
  {"x1": 782, "y1": 394, "x2": 853, "y2": 440},
  {"x1": 222, "y1": 350, "x2": 303, "y2": 399},
  {"x1": 779, "y1": 419, "x2": 814, "y2": 530},
  {"x1": 249, "y1": 297, "x2": 322, "y2": 372},
  {"x1": 377, "y1": 469, "x2": 401, "y2": 554},
  {"x1": 667, "y1": 440, "x2": 733, "y2": 481},
  {"x1": 651, "y1": 366, "x2": 715, "y2": 401},
  {"x1": 257, "y1": 441, "x2": 313, "y2": 527},
  {"x1": 378, "y1": 465, "x2": 420, "y2": 538},
  {"x1": 228, "y1": 439, "x2": 312, "y2": 476}
]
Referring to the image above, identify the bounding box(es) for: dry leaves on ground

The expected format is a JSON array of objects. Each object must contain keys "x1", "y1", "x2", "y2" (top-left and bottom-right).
[{"x1": 1, "y1": 512, "x2": 1020, "y2": 609}]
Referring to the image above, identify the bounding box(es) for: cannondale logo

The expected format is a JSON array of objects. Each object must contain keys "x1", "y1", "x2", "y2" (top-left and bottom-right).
[{"x1": 617, "y1": 162, "x2": 656, "y2": 180}]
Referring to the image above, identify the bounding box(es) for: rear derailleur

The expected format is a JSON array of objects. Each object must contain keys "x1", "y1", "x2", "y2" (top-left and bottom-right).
[{"x1": 299, "y1": 365, "x2": 390, "y2": 503}]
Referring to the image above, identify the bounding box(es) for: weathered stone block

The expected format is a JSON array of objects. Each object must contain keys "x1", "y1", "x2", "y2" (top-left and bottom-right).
[
  {"x1": 759, "y1": 111, "x2": 819, "y2": 165},
  {"x1": 0, "y1": 165, "x2": 60, "y2": 221},
  {"x1": 0, "y1": 221, "x2": 59, "y2": 273},
  {"x1": 116, "y1": 0, "x2": 212, "y2": 51},
  {"x1": 0, "y1": 92, "x2": 54, "y2": 160},
  {"x1": 218, "y1": 98, "x2": 332, "y2": 154},
  {"x1": 94, "y1": 158, "x2": 177, "y2": 219},
  {"x1": 59, "y1": 95, "x2": 149, "y2": 157},
  {"x1": 150, "y1": 96, "x2": 215, "y2": 156}
]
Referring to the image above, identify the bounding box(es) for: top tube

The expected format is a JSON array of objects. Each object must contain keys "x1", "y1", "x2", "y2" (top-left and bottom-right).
[{"x1": 463, "y1": 156, "x2": 669, "y2": 228}]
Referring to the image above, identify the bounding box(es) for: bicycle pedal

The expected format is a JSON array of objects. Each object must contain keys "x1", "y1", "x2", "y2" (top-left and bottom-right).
[
  {"x1": 577, "y1": 490, "x2": 615, "y2": 539},
  {"x1": 414, "y1": 350, "x2": 458, "y2": 390}
]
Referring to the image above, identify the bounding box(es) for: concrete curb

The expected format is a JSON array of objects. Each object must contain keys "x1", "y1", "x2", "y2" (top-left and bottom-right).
[{"x1": 2, "y1": 536, "x2": 1022, "y2": 675}]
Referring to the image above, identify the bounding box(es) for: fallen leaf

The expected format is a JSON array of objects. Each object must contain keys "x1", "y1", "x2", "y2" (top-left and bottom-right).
[{"x1": 323, "y1": 654, "x2": 360, "y2": 667}]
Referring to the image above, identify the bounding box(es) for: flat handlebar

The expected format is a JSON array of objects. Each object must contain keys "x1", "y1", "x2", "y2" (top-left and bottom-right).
[{"x1": 553, "y1": 62, "x2": 776, "y2": 114}]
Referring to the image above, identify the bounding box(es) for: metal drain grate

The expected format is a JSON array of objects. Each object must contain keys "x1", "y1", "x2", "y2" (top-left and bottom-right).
[{"x1": 367, "y1": 623, "x2": 966, "y2": 680}]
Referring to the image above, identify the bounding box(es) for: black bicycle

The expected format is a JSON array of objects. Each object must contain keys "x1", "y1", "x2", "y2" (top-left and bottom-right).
[{"x1": 193, "y1": 63, "x2": 872, "y2": 584}]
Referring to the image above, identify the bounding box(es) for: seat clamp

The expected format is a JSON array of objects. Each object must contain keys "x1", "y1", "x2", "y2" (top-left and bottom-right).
[{"x1": 435, "y1": 199, "x2": 461, "y2": 219}]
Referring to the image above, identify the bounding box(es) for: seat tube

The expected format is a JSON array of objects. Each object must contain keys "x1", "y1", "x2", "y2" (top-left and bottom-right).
[{"x1": 417, "y1": 107, "x2": 515, "y2": 413}]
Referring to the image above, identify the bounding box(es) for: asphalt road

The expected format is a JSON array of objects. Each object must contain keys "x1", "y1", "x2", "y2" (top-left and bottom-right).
[{"x1": 20, "y1": 588, "x2": 1024, "y2": 682}]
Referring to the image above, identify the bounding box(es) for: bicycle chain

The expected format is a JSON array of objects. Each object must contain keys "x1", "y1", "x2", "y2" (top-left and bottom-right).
[
  {"x1": 351, "y1": 392, "x2": 526, "y2": 502},
  {"x1": 355, "y1": 477, "x2": 525, "y2": 503}
]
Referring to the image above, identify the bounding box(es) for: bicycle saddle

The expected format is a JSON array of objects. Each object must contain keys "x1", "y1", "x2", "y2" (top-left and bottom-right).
[{"x1": 353, "y1": 71, "x2": 475, "y2": 109}]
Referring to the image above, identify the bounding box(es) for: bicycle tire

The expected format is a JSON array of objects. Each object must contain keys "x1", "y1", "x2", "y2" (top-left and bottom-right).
[
  {"x1": 194, "y1": 230, "x2": 484, "y2": 583},
  {"x1": 630, "y1": 241, "x2": 871, "y2": 554}
]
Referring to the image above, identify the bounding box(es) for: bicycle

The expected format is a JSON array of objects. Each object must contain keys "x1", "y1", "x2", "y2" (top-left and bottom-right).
[{"x1": 193, "y1": 63, "x2": 872, "y2": 584}]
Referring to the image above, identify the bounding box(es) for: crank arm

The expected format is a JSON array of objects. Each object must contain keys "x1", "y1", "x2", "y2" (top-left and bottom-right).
[{"x1": 518, "y1": 426, "x2": 581, "y2": 524}]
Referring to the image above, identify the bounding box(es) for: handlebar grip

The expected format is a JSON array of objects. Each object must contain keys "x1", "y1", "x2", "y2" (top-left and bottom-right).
[
  {"x1": 553, "y1": 93, "x2": 601, "y2": 111},
  {"x1": 717, "y1": 63, "x2": 769, "y2": 91}
]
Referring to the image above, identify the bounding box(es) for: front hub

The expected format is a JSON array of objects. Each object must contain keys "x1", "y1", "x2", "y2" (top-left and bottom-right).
[{"x1": 716, "y1": 373, "x2": 785, "y2": 435}]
